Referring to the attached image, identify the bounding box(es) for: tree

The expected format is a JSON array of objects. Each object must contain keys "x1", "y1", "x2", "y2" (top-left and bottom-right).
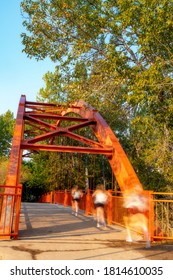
[
  {"x1": 0, "y1": 111, "x2": 15, "y2": 157},
  {"x1": 0, "y1": 157, "x2": 9, "y2": 184},
  {"x1": 20, "y1": 0, "x2": 173, "y2": 190}
]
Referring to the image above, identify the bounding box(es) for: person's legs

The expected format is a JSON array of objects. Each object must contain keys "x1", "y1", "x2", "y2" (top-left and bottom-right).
[
  {"x1": 74, "y1": 200, "x2": 79, "y2": 216},
  {"x1": 96, "y1": 206, "x2": 106, "y2": 227},
  {"x1": 95, "y1": 206, "x2": 100, "y2": 227},
  {"x1": 72, "y1": 199, "x2": 75, "y2": 214},
  {"x1": 100, "y1": 207, "x2": 106, "y2": 227},
  {"x1": 123, "y1": 216, "x2": 133, "y2": 242}
]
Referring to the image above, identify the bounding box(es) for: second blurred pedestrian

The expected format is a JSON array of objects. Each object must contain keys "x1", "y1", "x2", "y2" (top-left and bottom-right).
[
  {"x1": 92, "y1": 184, "x2": 109, "y2": 228},
  {"x1": 71, "y1": 185, "x2": 83, "y2": 216}
]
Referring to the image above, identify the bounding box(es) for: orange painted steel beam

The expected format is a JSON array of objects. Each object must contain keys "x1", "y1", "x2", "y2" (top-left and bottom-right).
[
  {"x1": 0, "y1": 95, "x2": 25, "y2": 238},
  {"x1": 21, "y1": 143, "x2": 113, "y2": 155},
  {"x1": 25, "y1": 113, "x2": 88, "y2": 122},
  {"x1": 6, "y1": 95, "x2": 25, "y2": 186}
]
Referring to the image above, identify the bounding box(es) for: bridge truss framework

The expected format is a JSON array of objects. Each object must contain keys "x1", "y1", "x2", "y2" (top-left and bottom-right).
[{"x1": 0, "y1": 95, "x2": 144, "y2": 239}]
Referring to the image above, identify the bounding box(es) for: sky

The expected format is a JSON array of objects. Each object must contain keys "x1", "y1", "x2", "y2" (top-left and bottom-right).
[{"x1": 0, "y1": 1, "x2": 56, "y2": 117}]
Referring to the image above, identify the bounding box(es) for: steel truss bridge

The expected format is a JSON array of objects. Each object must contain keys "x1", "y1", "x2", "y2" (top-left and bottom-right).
[{"x1": 0, "y1": 95, "x2": 151, "y2": 239}]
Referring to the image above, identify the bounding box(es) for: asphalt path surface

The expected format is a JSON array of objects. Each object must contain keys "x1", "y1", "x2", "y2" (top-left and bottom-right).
[{"x1": 0, "y1": 202, "x2": 173, "y2": 260}]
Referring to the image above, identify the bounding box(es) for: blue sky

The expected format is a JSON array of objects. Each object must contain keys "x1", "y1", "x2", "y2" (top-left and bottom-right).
[{"x1": 0, "y1": 1, "x2": 55, "y2": 117}]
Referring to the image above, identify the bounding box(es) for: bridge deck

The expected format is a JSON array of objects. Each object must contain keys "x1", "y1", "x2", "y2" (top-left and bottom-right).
[{"x1": 0, "y1": 202, "x2": 172, "y2": 260}]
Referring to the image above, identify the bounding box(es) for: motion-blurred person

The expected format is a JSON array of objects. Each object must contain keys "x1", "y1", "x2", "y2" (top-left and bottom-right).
[
  {"x1": 92, "y1": 184, "x2": 110, "y2": 228},
  {"x1": 123, "y1": 186, "x2": 150, "y2": 248},
  {"x1": 71, "y1": 185, "x2": 83, "y2": 216}
]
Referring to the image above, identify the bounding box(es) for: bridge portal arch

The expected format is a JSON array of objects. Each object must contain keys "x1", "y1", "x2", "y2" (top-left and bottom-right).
[{"x1": 0, "y1": 95, "x2": 143, "y2": 238}]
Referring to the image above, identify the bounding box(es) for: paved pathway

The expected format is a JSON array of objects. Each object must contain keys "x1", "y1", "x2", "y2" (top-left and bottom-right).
[{"x1": 0, "y1": 202, "x2": 173, "y2": 260}]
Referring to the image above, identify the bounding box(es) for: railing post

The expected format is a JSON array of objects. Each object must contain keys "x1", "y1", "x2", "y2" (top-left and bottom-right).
[
  {"x1": 107, "y1": 190, "x2": 113, "y2": 225},
  {"x1": 64, "y1": 189, "x2": 68, "y2": 207},
  {"x1": 148, "y1": 190, "x2": 154, "y2": 241},
  {"x1": 13, "y1": 184, "x2": 22, "y2": 239},
  {"x1": 50, "y1": 191, "x2": 53, "y2": 203},
  {"x1": 52, "y1": 191, "x2": 55, "y2": 204},
  {"x1": 54, "y1": 191, "x2": 58, "y2": 204},
  {"x1": 85, "y1": 189, "x2": 91, "y2": 216}
]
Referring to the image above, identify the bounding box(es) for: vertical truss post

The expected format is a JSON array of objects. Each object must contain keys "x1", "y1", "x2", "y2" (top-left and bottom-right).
[{"x1": 0, "y1": 95, "x2": 25, "y2": 238}]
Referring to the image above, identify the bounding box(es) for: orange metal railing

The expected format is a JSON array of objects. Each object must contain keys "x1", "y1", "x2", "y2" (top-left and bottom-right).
[
  {"x1": 1, "y1": 187, "x2": 173, "y2": 241},
  {"x1": 39, "y1": 189, "x2": 151, "y2": 227},
  {"x1": 152, "y1": 192, "x2": 173, "y2": 240},
  {"x1": 0, "y1": 185, "x2": 22, "y2": 239},
  {"x1": 39, "y1": 189, "x2": 173, "y2": 242}
]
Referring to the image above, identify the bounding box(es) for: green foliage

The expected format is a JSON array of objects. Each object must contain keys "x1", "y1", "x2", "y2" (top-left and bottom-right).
[
  {"x1": 22, "y1": 153, "x2": 52, "y2": 201},
  {"x1": 20, "y1": 0, "x2": 173, "y2": 192},
  {"x1": 0, "y1": 157, "x2": 9, "y2": 184},
  {"x1": 37, "y1": 68, "x2": 68, "y2": 104},
  {"x1": 0, "y1": 111, "x2": 15, "y2": 157}
]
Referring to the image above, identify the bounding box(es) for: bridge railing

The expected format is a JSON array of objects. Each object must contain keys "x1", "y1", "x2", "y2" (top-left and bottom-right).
[
  {"x1": 1, "y1": 187, "x2": 172, "y2": 240},
  {"x1": 39, "y1": 189, "x2": 173, "y2": 241},
  {"x1": 152, "y1": 192, "x2": 173, "y2": 240},
  {"x1": 0, "y1": 185, "x2": 22, "y2": 239}
]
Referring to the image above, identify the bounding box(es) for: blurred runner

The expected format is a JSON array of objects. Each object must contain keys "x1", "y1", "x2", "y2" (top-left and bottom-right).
[
  {"x1": 123, "y1": 186, "x2": 150, "y2": 248},
  {"x1": 71, "y1": 185, "x2": 83, "y2": 216},
  {"x1": 92, "y1": 184, "x2": 110, "y2": 228}
]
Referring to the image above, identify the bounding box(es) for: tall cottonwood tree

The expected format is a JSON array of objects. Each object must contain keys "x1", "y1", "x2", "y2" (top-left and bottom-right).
[
  {"x1": 0, "y1": 111, "x2": 15, "y2": 157},
  {"x1": 20, "y1": 0, "x2": 173, "y2": 190}
]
